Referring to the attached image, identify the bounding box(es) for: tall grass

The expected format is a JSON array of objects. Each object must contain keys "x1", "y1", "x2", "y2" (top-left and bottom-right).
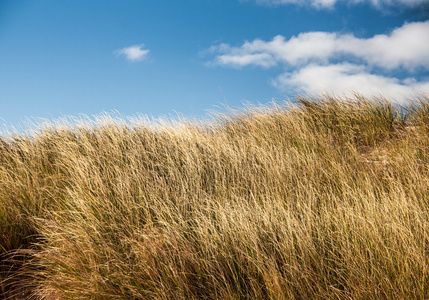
[{"x1": 1, "y1": 95, "x2": 428, "y2": 299}]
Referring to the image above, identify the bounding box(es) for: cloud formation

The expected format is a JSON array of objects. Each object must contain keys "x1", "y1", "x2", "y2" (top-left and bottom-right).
[
  {"x1": 247, "y1": 0, "x2": 428, "y2": 9},
  {"x1": 211, "y1": 21, "x2": 429, "y2": 70},
  {"x1": 274, "y1": 63, "x2": 429, "y2": 99},
  {"x1": 208, "y1": 21, "x2": 429, "y2": 101},
  {"x1": 115, "y1": 44, "x2": 149, "y2": 62}
]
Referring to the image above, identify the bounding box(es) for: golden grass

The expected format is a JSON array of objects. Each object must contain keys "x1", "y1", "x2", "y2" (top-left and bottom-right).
[{"x1": 1, "y1": 95, "x2": 428, "y2": 299}]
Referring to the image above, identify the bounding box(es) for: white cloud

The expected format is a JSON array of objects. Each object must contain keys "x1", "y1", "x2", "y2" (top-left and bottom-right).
[
  {"x1": 247, "y1": 0, "x2": 428, "y2": 9},
  {"x1": 341, "y1": 21, "x2": 429, "y2": 70},
  {"x1": 210, "y1": 21, "x2": 429, "y2": 71},
  {"x1": 248, "y1": 0, "x2": 346, "y2": 9},
  {"x1": 273, "y1": 63, "x2": 429, "y2": 101},
  {"x1": 207, "y1": 21, "x2": 429, "y2": 101},
  {"x1": 115, "y1": 44, "x2": 149, "y2": 62},
  {"x1": 213, "y1": 47, "x2": 277, "y2": 68}
]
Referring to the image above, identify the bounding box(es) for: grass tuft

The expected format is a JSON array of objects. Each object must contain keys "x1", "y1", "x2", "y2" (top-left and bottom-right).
[{"x1": 1, "y1": 95, "x2": 428, "y2": 299}]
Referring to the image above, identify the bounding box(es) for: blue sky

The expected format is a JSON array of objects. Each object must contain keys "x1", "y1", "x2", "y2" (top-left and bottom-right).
[{"x1": 1, "y1": 0, "x2": 428, "y2": 129}]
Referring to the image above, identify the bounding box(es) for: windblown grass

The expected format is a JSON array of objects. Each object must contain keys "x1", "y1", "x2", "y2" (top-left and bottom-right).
[{"x1": 1, "y1": 95, "x2": 428, "y2": 299}]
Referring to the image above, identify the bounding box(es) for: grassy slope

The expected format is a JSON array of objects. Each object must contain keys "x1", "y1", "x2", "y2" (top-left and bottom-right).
[{"x1": 0, "y1": 95, "x2": 428, "y2": 299}]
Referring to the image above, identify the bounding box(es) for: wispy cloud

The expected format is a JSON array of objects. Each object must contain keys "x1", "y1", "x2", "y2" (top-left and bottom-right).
[
  {"x1": 207, "y1": 21, "x2": 429, "y2": 101},
  {"x1": 115, "y1": 44, "x2": 149, "y2": 62},
  {"x1": 244, "y1": 0, "x2": 428, "y2": 9},
  {"x1": 273, "y1": 63, "x2": 429, "y2": 99},
  {"x1": 210, "y1": 21, "x2": 429, "y2": 70}
]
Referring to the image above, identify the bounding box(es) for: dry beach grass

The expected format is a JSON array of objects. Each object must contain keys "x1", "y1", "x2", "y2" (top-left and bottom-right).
[{"x1": 0, "y1": 95, "x2": 428, "y2": 299}]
